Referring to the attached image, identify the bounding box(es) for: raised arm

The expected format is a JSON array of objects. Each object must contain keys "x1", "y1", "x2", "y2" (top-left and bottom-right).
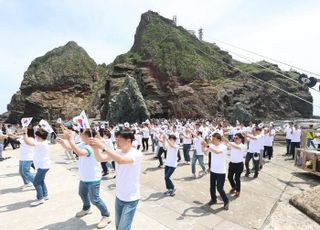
[
  {"x1": 63, "y1": 129, "x2": 87, "y2": 157},
  {"x1": 89, "y1": 138, "x2": 134, "y2": 164},
  {"x1": 22, "y1": 128, "x2": 35, "y2": 146}
]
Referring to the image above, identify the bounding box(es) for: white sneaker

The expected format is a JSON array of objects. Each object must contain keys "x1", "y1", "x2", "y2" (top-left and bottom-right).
[
  {"x1": 30, "y1": 199, "x2": 44, "y2": 207},
  {"x1": 97, "y1": 216, "x2": 111, "y2": 229},
  {"x1": 76, "y1": 209, "x2": 92, "y2": 217},
  {"x1": 20, "y1": 183, "x2": 33, "y2": 190},
  {"x1": 44, "y1": 196, "x2": 49, "y2": 201},
  {"x1": 192, "y1": 174, "x2": 196, "y2": 179}
]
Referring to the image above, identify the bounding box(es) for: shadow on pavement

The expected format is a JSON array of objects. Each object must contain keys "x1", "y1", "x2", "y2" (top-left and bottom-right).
[
  {"x1": 38, "y1": 217, "x2": 96, "y2": 230},
  {"x1": 0, "y1": 200, "x2": 33, "y2": 213},
  {"x1": 0, "y1": 173, "x2": 19, "y2": 178},
  {"x1": 141, "y1": 192, "x2": 166, "y2": 202}
]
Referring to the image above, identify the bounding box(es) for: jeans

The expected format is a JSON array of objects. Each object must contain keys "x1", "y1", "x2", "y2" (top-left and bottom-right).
[
  {"x1": 228, "y1": 162, "x2": 243, "y2": 192},
  {"x1": 0, "y1": 143, "x2": 3, "y2": 158},
  {"x1": 245, "y1": 152, "x2": 260, "y2": 176},
  {"x1": 183, "y1": 144, "x2": 191, "y2": 162},
  {"x1": 210, "y1": 172, "x2": 228, "y2": 204},
  {"x1": 151, "y1": 134, "x2": 157, "y2": 153},
  {"x1": 33, "y1": 168, "x2": 49, "y2": 200},
  {"x1": 115, "y1": 197, "x2": 139, "y2": 230},
  {"x1": 79, "y1": 181, "x2": 110, "y2": 217},
  {"x1": 19, "y1": 160, "x2": 34, "y2": 184},
  {"x1": 307, "y1": 139, "x2": 316, "y2": 149},
  {"x1": 164, "y1": 166, "x2": 176, "y2": 190},
  {"x1": 142, "y1": 138, "x2": 149, "y2": 151},
  {"x1": 191, "y1": 152, "x2": 206, "y2": 174},
  {"x1": 157, "y1": 147, "x2": 166, "y2": 166},
  {"x1": 286, "y1": 139, "x2": 291, "y2": 155},
  {"x1": 290, "y1": 142, "x2": 301, "y2": 159}
]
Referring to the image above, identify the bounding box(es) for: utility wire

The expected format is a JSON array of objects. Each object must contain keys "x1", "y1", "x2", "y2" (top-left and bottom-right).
[
  {"x1": 224, "y1": 48, "x2": 320, "y2": 94},
  {"x1": 211, "y1": 38, "x2": 320, "y2": 78},
  {"x1": 195, "y1": 47, "x2": 320, "y2": 110}
]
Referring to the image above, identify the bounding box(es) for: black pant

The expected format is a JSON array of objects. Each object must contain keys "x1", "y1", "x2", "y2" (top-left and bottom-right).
[
  {"x1": 264, "y1": 146, "x2": 273, "y2": 160},
  {"x1": 157, "y1": 147, "x2": 166, "y2": 166},
  {"x1": 164, "y1": 166, "x2": 176, "y2": 190},
  {"x1": 245, "y1": 152, "x2": 260, "y2": 176},
  {"x1": 101, "y1": 162, "x2": 108, "y2": 173},
  {"x1": 4, "y1": 137, "x2": 20, "y2": 149},
  {"x1": 286, "y1": 139, "x2": 291, "y2": 155},
  {"x1": 210, "y1": 172, "x2": 228, "y2": 204},
  {"x1": 228, "y1": 162, "x2": 244, "y2": 192},
  {"x1": 290, "y1": 142, "x2": 300, "y2": 159},
  {"x1": 142, "y1": 138, "x2": 149, "y2": 151}
]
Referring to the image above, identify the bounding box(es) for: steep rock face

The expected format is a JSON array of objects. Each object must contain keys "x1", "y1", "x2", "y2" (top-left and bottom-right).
[
  {"x1": 95, "y1": 11, "x2": 313, "y2": 121},
  {"x1": 106, "y1": 76, "x2": 150, "y2": 123},
  {"x1": 6, "y1": 41, "x2": 100, "y2": 123}
]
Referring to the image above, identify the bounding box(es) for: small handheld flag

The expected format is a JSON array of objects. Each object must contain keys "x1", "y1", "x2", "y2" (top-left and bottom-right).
[{"x1": 21, "y1": 117, "x2": 33, "y2": 128}]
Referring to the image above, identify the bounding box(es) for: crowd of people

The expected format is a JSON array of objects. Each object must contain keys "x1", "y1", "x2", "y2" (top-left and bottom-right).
[{"x1": 1, "y1": 117, "x2": 317, "y2": 230}]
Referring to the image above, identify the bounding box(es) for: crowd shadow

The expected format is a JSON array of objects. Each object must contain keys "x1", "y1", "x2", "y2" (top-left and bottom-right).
[
  {"x1": 176, "y1": 200, "x2": 227, "y2": 220},
  {"x1": 143, "y1": 167, "x2": 162, "y2": 174},
  {"x1": 0, "y1": 186, "x2": 22, "y2": 195},
  {"x1": 107, "y1": 183, "x2": 116, "y2": 191},
  {"x1": 0, "y1": 173, "x2": 19, "y2": 178},
  {"x1": 141, "y1": 192, "x2": 166, "y2": 202},
  {"x1": 173, "y1": 176, "x2": 195, "y2": 182},
  {"x1": 38, "y1": 217, "x2": 96, "y2": 230},
  {"x1": 0, "y1": 200, "x2": 32, "y2": 213}
]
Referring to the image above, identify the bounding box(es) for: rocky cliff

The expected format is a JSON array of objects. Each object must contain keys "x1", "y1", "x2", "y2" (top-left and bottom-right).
[{"x1": 5, "y1": 11, "x2": 313, "y2": 123}]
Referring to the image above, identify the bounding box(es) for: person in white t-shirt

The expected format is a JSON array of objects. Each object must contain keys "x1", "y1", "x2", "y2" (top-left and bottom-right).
[
  {"x1": 181, "y1": 128, "x2": 192, "y2": 164},
  {"x1": 191, "y1": 131, "x2": 207, "y2": 178},
  {"x1": 263, "y1": 127, "x2": 276, "y2": 160},
  {"x1": 245, "y1": 128, "x2": 262, "y2": 178},
  {"x1": 18, "y1": 127, "x2": 35, "y2": 189},
  {"x1": 284, "y1": 122, "x2": 293, "y2": 156},
  {"x1": 22, "y1": 128, "x2": 50, "y2": 207},
  {"x1": 156, "y1": 130, "x2": 166, "y2": 167},
  {"x1": 58, "y1": 128, "x2": 111, "y2": 229},
  {"x1": 290, "y1": 124, "x2": 301, "y2": 160},
  {"x1": 204, "y1": 133, "x2": 229, "y2": 210},
  {"x1": 163, "y1": 134, "x2": 179, "y2": 196},
  {"x1": 224, "y1": 133, "x2": 246, "y2": 197},
  {"x1": 90, "y1": 128, "x2": 142, "y2": 230},
  {"x1": 142, "y1": 123, "x2": 150, "y2": 152}
]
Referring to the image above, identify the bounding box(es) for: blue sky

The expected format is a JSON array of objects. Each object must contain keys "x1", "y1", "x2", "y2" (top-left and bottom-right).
[{"x1": 1, "y1": 0, "x2": 320, "y2": 115}]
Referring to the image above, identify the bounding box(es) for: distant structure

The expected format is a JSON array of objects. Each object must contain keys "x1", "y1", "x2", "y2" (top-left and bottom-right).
[
  {"x1": 172, "y1": 15, "x2": 177, "y2": 25},
  {"x1": 187, "y1": 30, "x2": 196, "y2": 36},
  {"x1": 198, "y1": 28, "x2": 203, "y2": 40}
]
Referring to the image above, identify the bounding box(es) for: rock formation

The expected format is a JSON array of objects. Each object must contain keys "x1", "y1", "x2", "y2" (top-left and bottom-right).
[{"x1": 5, "y1": 11, "x2": 313, "y2": 123}]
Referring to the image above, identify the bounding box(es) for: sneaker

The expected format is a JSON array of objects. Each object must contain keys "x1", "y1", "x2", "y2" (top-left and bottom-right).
[
  {"x1": 44, "y1": 196, "x2": 49, "y2": 201},
  {"x1": 97, "y1": 216, "x2": 111, "y2": 229},
  {"x1": 235, "y1": 192, "x2": 240, "y2": 197},
  {"x1": 245, "y1": 173, "x2": 250, "y2": 177},
  {"x1": 207, "y1": 200, "x2": 217, "y2": 206},
  {"x1": 192, "y1": 174, "x2": 196, "y2": 179},
  {"x1": 76, "y1": 208, "x2": 92, "y2": 217},
  {"x1": 199, "y1": 170, "x2": 207, "y2": 176},
  {"x1": 224, "y1": 201, "x2": 229, "y2": 210},
  {"x1": 229, "y1": 188, "x2": 236, "y2": 194},
  {"x1": 102, "y1": 172, "x2": 109, "y2": 176},
  {"x1": 163, "y1": 190, "x2": 171, "y2": 195},
  {"x1": 158, "y1": 164, "x2": 163, "y2": 168},
  {"x1": 30, "y1": 199, "x2": 44, "y2": 207},
  {"x1": 169, "y1": 189, "x2": 176, "y2": 196},
  {"x1": 21, "y1": 183, "x2": 33, "y2": 190},
  {"x1": 185, "y1": 161, "x2": 190, "y2": 165}
]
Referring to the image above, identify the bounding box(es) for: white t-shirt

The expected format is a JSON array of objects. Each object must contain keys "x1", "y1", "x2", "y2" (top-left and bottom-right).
[
  {"x1": 19, "y1": 138, "x2": 34, "y2": 161},
  {"x1": 142, "y1": 128, "x2": 150, "y2": 138},
  {"x1": 248, "y1": 135, "x2": 262, "y2": 153},
  {"x1": 230, "y1": 143, "x2": 246, "y2": 163},
  {"x1": 33, "y1": 140, "x2": 50, "y2": 169},
  {"x1": 285, "y1": 127, "x2": 292, "y2": 140},
  {"x1": 78, "y1": 142, "x2": 102, "y2": 182},
  {"x1": 182, "y1": 134, "x2": 192, "y2": 144},
  {"x1": 291, "y1": 128, "x2": 301, "y2": 142},
  {"x1": 210, "y1": 144, "x2": 227, "y2": 174},
  {"x1": 165, "y1": 144, "x2": 179, "y2": 167},
  {"x1": 157, "y1": 134, "x2": 165, "y2": 147},
  {"x1": 264, "y1": 130, "x2": 276, "y2": 147},
  {"x1": 193, "y1": 137, "x2": 204, "y2": 155},
  {"x1": 115, "y1": 148, "x2": 142, "y2": 202}
]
